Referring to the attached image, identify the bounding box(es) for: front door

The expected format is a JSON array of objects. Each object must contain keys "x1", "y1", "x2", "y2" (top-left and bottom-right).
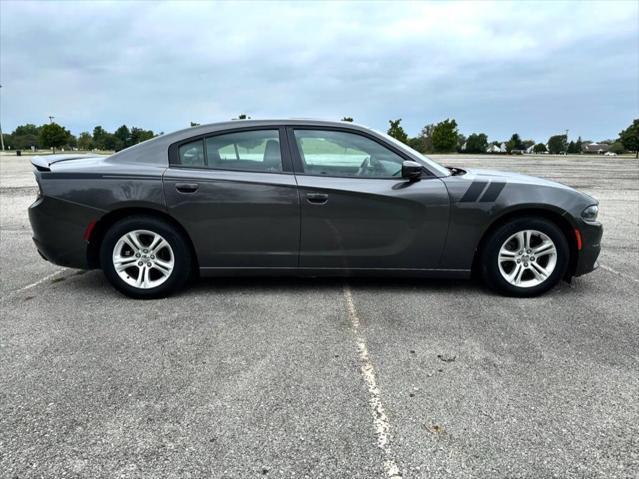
[
  {"x1": 163, "y1": 128, "x2": 300, "y2": 269},
  {"x1": 288, "y1": 128, "x2": 450, "y2": 270}
]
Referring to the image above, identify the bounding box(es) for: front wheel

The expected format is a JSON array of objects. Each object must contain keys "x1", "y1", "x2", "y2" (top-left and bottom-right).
[
  {"x1": 100, "y1": 216, "x2": 192, "y2": 299},
  {"x1": 480, "y1": 217, "x2": 569, "y2": 297}
]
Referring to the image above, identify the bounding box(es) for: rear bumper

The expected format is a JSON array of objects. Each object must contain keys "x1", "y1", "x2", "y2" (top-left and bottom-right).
[
  {"x1": 574, "y1": 220, "x2": 603, "y2": 277},
  {"x1": 28, "y1": 196, "x2": 97, "y2": 269}
]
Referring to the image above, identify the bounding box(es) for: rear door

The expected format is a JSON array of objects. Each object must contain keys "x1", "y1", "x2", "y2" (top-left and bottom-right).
[
  {"x1": 163, "y1": 127, "x2": 300, "y2": 269},
  {"x1": 287, "y1": 127, "x2": 450, "y2": 270}
]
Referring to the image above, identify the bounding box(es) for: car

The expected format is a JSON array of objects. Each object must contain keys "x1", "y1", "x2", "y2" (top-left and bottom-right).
[
  {"x1": 604, "y1": 151, "x2": 617, "y2": 156},
  {"x1": 29, "y1": 119, "x2": 602, "y2": 299}
]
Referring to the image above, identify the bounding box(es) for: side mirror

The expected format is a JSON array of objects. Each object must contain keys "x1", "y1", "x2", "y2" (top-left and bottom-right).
[{"x1": 401, "y1": 160, "x2": 422, "y2": 181}]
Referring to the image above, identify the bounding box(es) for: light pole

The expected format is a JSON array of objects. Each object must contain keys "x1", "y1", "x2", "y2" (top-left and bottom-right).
[{"x1": 0, "y1": 85, "x2": 5, "y2": 152}]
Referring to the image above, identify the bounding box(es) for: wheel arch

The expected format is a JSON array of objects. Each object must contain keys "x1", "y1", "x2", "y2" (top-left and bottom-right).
[
  {"x1": 87, "y1": 207, "x2": 199, "y2": 273},
  {"x1": 472, "y1": 206, "x2": 578, "y2": 279}
]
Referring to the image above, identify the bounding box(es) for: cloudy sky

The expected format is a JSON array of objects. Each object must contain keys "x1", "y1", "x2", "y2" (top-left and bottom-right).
[{"x1": 1, "y1": 1, "x2": 637, "y2": 141}]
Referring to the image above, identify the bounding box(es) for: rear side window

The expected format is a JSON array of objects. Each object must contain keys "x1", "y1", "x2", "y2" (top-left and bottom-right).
[
  {"x1": 174, "y1": 130, "x2": 283, "y2": 172},
  {"x1": 178, "y1": 140, "x2": 205, "y2": 167},
  {"x1": 206, "y1": 130, "x2": 282, "y2": 172}
]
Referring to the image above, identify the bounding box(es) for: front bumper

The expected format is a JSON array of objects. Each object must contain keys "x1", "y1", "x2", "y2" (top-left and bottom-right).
[
  {"x1": 574, "y1": 219, "x2": 603, "y2": 277},
  {"x1": 28, "y1": 196, "x2": 95, "y2": 269}
]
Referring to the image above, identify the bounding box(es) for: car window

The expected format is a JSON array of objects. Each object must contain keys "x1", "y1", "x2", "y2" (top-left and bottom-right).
[
  {"x1": 178, "y1": 140, "x2": 205, "y2": 167},
  {"x1": 205, "y1": 130, "x2": 282, "y2": 173},
  {"x1": 293, "y1": 130, "x2": 405, "y2": 178}
]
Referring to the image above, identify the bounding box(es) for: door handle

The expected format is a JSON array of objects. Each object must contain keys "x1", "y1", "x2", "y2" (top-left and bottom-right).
[
  {"x1": 306, "y1": 192, "x2": 328, "y2": 204},
  {"x1": 176, "y1": 183, "x2": 199, "y2": 193}
]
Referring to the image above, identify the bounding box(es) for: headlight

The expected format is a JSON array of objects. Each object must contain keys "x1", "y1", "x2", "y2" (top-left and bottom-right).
[{"x1": 581, "y1": 205, "x2": 598, "y2": 221}]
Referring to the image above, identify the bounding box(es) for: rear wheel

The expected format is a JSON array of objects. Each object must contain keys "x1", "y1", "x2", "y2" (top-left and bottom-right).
[
  {"x1": 100, "y1": 216, "x2": 191, "y2": 299},
  {"x1": 480, "y1": 217, "x2": 569, "y2": 297}
]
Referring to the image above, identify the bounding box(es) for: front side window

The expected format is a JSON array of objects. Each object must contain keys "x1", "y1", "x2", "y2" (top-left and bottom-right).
[
  {"x1": 293, "y1": 130, "x2": 406, "y2": 178},
  {"x1": 205, "y1": 130, "x2": 282, "y2": 173}
]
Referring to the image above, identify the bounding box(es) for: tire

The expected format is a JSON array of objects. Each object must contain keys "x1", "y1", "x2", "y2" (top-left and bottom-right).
[
  {"x1": 480, "y1": 217, "x2": 569, "y2": 297},
  {"x1": 100, "y1": 216, "x2": 192, "y2": 299}
]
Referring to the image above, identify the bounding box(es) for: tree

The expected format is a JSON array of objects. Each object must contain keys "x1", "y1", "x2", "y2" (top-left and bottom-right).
[
  {"x1": 78, "y1": 132, "x2": 93, "y2": 150},
  {"x1": 619, "y1": 119, "x2": 639, "y2": 158},
  {"x1": 547, "y1": 134, "x2": 567, "y2": 154},
  {"x1": 190, "y1": 122, "x2": 200, "y2": 127},
  {"x1": 522, "y1": 139, "x2": 535, "y2": 150},
  {"x1": 456, "y1": 133, "x2": 466, "y2": 153},
  {"x1": 567, "y1": 141, "x2": 578, "y2": 154},
  {"x1": 341, "y1": 117, "x2": 353, "y2": 122},
  {"x1": 533, "y1": 143, "x2": 547, "y2": 153},
  {"x1": 92, "y1": 126, "x2": 109, "y2": 150},
  {"x1": 609, "y1": 141, "x2": 624, "y2": 155},
  {"x1": 102, "y1": 133, "x2": 118, "y2": 151},
  {"x1": 506, "y1": 133, "x2": 524, "y2": 153},
  {"x1": 387, "y1": 119, "x2": 408, "y2": 144},
  {"x1": 410, "y1": 124, "x2": 435, "y2": 153},
  {"x1": 575, "y1": 136, "x2": 583, "y2": 154},
  {"x1": 14, "y1": 123, "x2": 40, "y2": 137},
  {"x1": 67, "y1": 133, "x2": 78, "y2": 148},
  {"x1": 431, "y1": 118, "x2": 459, "y2": 152},
  {"x1": 407, "y1": 137, "x2": 425, "y2": 153},
  {"x1": 1, "y1": 133, "x2": 12, "y2": 149},
  {"x1": 113, "y1": 124, "x2": 131, "y2": 151},
  {"x1": 464, "y1": 133, "x2": 488, "y2": 153},
  {"x1": 233, "y1": 113, "x2": 251, "y2": 120},
  {"x1": 10, "y1": 123, "x2": 40, "y2": 149},
  {"x1": 130, "y1": 127, "x2": 154, "y2": 145},
  {"x1": 39, "y1": 123, "x2": 70, "y2": 153}
]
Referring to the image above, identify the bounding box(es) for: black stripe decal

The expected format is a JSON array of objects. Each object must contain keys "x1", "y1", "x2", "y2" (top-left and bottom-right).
[
  {"x1": 479, "y1": 182, "x2": 506, "y2": 202},
  {"x1": 460, "y1": 181, "x2": 488, "y2": 202}
]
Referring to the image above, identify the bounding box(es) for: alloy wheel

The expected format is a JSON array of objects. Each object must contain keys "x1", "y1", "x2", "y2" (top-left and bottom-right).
[
  {"x1": 112, "y1": 229, "x2": 174, "y2": 289},
  {"x1": 497, "y1": 229, "x2": 558, "y2": 288}
]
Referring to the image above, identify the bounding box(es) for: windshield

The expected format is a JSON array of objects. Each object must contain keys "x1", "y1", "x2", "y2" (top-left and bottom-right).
[{"x1": 375, "y1": 131, "x2": 451, "y2": 177}]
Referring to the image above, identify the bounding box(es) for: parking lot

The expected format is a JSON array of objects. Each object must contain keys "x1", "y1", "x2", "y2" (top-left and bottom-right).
[{"x1": 1, "y1": 153, "x2": 637, "y2": 478}]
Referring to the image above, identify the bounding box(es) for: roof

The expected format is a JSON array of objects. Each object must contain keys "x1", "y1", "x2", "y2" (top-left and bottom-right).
[
  {"x1": 582, "y1": 142, "x2": 610, "y2": 152},
  {"x1": 108, "y1": 119, "x2": 374, "y2": 165},
  {"x1": 170, "y1": 119, "x2": 370, "y2": 140}
]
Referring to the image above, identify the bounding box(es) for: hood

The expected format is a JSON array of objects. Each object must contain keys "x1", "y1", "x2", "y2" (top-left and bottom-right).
[
  {"x1": 463, "y1": 168, "x2": 575, "y2": 191},
  {"x1": 450, "y1": 167, "x2": 598, "y2": 207}
]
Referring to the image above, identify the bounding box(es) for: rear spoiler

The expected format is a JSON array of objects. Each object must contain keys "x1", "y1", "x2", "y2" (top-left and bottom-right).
[{"x1": 31, "y1": 154, "x2": 105, "y2": 172}]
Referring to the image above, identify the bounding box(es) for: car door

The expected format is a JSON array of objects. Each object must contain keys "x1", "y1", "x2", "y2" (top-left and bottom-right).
[
  {"x1": 287, "y1": 127, "x2": 450, "y2": 270},
  {"x1": 163, "y1": 127, "x2": 300, "y2": 269}
]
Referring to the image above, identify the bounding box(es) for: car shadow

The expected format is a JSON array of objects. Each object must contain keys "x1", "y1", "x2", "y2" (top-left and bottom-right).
[
  {"x1": 38, "y1": 268, "x2": 585, "y2": 300},
  {"x1": 186, "y1": 275, "x2": 488, "y2": 296}
]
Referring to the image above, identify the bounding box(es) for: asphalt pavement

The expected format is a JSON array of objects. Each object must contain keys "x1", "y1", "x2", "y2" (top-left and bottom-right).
[{"x1": 1, "y1": 153, "x2": 637, "y2": 478}]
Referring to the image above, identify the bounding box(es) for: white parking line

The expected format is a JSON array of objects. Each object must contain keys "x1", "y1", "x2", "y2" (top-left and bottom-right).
[
  {"x1": 600, "y1": 264, "x2": 639, "y2": 284},
  {"x1": 343, "y1": 284, "x2": 402, "y2": 479},
  {"x1": 13, "y1": 268, "x2": 67, "y2": 294}
]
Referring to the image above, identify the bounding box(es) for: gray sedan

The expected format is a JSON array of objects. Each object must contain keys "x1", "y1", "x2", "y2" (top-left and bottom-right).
[{"x1": 28, "y1": 120, "x2": 602, "y2": 298}]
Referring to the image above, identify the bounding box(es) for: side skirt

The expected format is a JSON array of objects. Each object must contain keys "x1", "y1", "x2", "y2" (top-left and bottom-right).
[{"x1": 198, "y1": 267, "x2": 471, "y2": 279}]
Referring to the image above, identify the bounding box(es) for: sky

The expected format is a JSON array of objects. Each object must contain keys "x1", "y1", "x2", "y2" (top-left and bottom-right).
[{"x1": 1, "y1": 0, "x2": 638, "y2": 142}]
